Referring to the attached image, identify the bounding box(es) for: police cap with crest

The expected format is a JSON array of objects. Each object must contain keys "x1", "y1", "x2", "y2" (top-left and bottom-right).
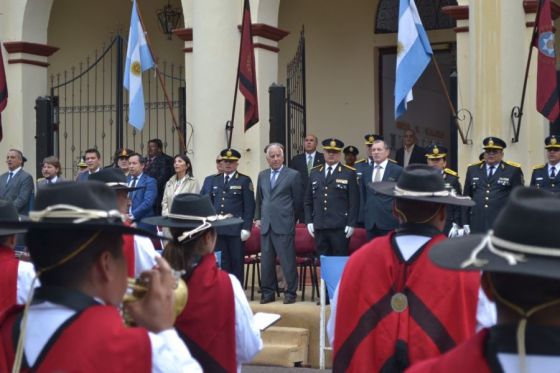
[
  {"x1": 220, "y1": 148, "x2": 241, "y2": 161},
  {"x1": 425, "y1": 144, "x2": 448, "y2": 159},
  {"x1": 116, "y1": 148, "x2": 133, "y2": 159},
  {"x1": 364, "y1": 134, "x2": 384, "y2": 145},
  {"x1": 343, "y1": 145, "x2": 359, "y2": 156},
  {"x1": 545, "y1": 135, "x2": 560, "y2": 149},
  {"x1": 483, "y1": 136, "x2": 507, "y2": 150},
  {"x1": 322, "y1": 138, "x2": 344, "y2": 151}
]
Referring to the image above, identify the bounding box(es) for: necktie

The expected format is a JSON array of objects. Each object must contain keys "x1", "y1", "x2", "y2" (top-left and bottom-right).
[
  {"x1": 307, "y1": 155, "x2": 313, "y2": 174},
  {"x1": 326, "y1": 166, "x2": 333, "y2": 181},
  {"x1": 488, "y1": 165, "x2": 495, "y2": 178},
  {"x1": 47, "y1": 178, "x2": 52, "y2": 184},
  {"x1": 551, "y1": 167, "x2": 557, "y2": 179},
  {"x1": 6, "y1": 172, "x2": 13, "y2": 184},
  {"x1": 225, "y1": 175, "x2": 230, "y2": 186},
  {"x1": 129, "y1": 177, "x2": 138, "y2": 198},
  {"x1": 270, "y1": 170, "x2": 279, "y2": 189},
  {"x1": 373, "y1": 165, "x2": 382, "y2": 182}
]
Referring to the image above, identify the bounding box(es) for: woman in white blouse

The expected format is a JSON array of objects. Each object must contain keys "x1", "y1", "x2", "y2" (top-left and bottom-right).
[{"x1": 161, "y1": 154, "x2": 200, "y2": 216}]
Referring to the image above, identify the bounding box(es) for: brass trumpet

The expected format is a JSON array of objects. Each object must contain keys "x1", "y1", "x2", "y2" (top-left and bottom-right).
[{"x1": 122, "y1": 272, "x2": 188, "y2": 326}]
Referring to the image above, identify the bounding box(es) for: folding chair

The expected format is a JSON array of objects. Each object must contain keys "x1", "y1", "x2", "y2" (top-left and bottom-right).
[{"x1": 319, "y1": 255, "x2": 349, "y2": 370}]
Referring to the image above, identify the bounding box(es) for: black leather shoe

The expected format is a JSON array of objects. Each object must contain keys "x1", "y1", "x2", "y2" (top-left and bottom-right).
[
  {"x1": 260, "y1": 296, "x2": 275, "y2": 304},
  {"x1": 283, "y1": 295, "x2": 296, "y2": 304}
]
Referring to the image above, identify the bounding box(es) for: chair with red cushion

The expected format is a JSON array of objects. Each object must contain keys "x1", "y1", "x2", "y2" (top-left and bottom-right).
[
  {"x1": 348, "y1": 227, "x2": 368, "y2": 255},
  {"x1": 244, "y1": 224, "x2": 261, "y2": 300},
  {"x1": 294, "y1": 224, "x2": 319, "y2": 301}
]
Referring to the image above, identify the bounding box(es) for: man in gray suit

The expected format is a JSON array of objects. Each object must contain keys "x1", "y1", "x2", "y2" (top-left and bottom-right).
[
  {"x1": 361, "y1": 140, "x2": 403, "y2": 240},
  {"x1": 37, "y1": 156, "x2": 65, "y2": 188},
  {"x1": 0, "y1": 149, "x2": 33, "y2": 215},
  {"x1": 255, "y1": 143, "x2": 302, "y2": 304}
]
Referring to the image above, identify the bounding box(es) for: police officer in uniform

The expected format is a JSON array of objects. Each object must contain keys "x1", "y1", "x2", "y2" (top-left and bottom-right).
[
  {"x1": 355, "y1": 134, "x2": 383, "y2": 227},
  {"x1": 464, "y1": 137, "x2": 524, "y2": 233},
  {"x1": 304, "y1": 139, "x2": 359, "y2": 256},
  {"x1": 530, "y1": 135, "x2": 560, "y2": 193},
  {"x1": 425, "y1": 144, "x2": 464, "y2": 235},
  {"x1": 343, "y1": 145, "x2": 359, "y2": 168},
  {"x1": 201, "y1": 148, "x2": 255, "y2": 284}
]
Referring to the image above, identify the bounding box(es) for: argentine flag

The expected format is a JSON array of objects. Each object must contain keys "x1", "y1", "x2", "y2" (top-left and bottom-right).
[
  {"x1": 124, "y1": 0, "x2": 154, "y2": 130},
  {"x1": 394, "y1": 0, "x2": 433, "y2": 119}
]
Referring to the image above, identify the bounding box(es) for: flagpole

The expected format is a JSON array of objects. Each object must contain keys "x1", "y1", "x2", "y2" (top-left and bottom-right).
[
  {"x1": 511, "y1": 0, "x2": 543, "y2": 143},
  {"x1": 134, "y1": 0, "x2": 187, "y2": 154},
  {"x1": 430, "y1": 55, "x2": 469, "y2": 144},
  {"x1": 227, "y1": 22, "x2": 245, "y2": 150}
]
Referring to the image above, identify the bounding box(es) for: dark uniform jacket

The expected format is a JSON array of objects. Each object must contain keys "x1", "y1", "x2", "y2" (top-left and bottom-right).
[
  {"x1": 145, "y1": 153, "x2": 174, "y2": 213},
  {"x1": 464, "y1": 161, "x2": 524, "y2": 233},
  {"x1": 354, "y1": 159, "x2": 372, "y2": 226},
  {"x1": 442, "y1": 168, "x2": 464, "y2": 233},
  {"x1": 304, "y1": 163, "x2": 359, "y2": 229},
  {"x1": 530, "y1": 164, "x2": 560, "y2": 193},
  {"x1": 290, "y1": 152, "x2": 325, "y2": 221},
  {"x1": 202, "y1": 171, "x2": 255, "y2": 236},
  {"x1": 361, "y1": 161, "x2": 403, "y2": 231}
]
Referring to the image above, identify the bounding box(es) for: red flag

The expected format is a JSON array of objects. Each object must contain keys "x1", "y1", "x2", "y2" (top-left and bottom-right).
[
  {"x1": 535, "y1": 0, "x2": 560, "y2": 122},
  {"x1": 238, "y1": 0, "x2": 259, "y2": 132},
  {"x1": 0, "y1": 45, "x2": 7, "y2": 142}
]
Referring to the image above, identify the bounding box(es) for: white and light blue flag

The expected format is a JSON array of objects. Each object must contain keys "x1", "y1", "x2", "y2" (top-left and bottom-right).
[
  {"x1": 124, "y1": 0, "x2": 154, "y2": 130},
  {"x1": 394, "y1": 0, "x2": 433, "y2": 119}
]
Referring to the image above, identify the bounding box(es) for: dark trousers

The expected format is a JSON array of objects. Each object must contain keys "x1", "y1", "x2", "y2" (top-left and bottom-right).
[
  {"x1": 366, "y1": 226, "x2": 392, "y2": 241},
  {"x1": 216, "y1": 235, "x2": 244, "y2": 285},
  {"x1": 314, "y1": 228, "x2": 349, "y2": 256},
  {"x1": 260, "y1": 232, "x2": 298, "y2": 298}
]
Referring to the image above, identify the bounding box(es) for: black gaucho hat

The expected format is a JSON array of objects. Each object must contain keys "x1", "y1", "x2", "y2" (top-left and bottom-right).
[
  {"x1": 0, "y1": 181, "x2": 156, "y2": 238},
  {"x1": 143, "y1": 194, "x2": 242, "y2": 241},
  {"x1": 370, "y1": 164, "x2": 475, "y2": 207},
  {"x1": 430, "y1": 187, "x2": 560, "y2": 280},
  {"x1": 545, "y1": 135, "x2": 560, "y2": 150},
  {"x1": 343, "y1": 146, "x2": 359, "y2": 156},
  {"x1": 0, "y1": 199, "x2": 27, "y2": 235},
  {"x1": 483, "y1": 136, "x2": 506, "y2": 150},
  {"x1": 364, "y1": 134, "x2": 384, "y2": 145},
  {"x1": 220, "y1": 148, "x2": 241, "y2": 161},
  {"x1": 322, "y1": 138, "x2": 344, "y2": 152},
  {"x1": 89, "y1": 168, "x2": 141, "y2": 191}
]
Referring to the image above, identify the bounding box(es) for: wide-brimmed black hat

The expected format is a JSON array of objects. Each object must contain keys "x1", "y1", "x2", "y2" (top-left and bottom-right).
[
  {"x1": 369, "y1": 164, "x2": 474, "y2": 207},
  {"x1": 89, "y1": 168, "x2": 140, "y2": 191},
  {"x1": 0, "y1": 199, "x2": 27, "y2": 235},
  {"x1": 0, "y1": 181, "x2": 156, "y2": 238},
  {"x1": 430, "y1": 187, "x2": 560, "y2": 280},
  {"x1": 142, "y1": 193, "x2": 243, "y2": 230}
]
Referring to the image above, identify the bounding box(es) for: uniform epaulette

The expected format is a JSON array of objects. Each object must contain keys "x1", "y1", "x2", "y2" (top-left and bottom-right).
[
  {"x1": 468, "y1": 160, "x2": 484, "y2": 167},
  {"x1": 444, "y1": 168, "x2": 458, "y2": 177},
  {"x1": 532, "y1": 164, "x2": 546, "y2": 170},
  {"x1": 354, "y1": 159, "x2": 366, "y2": 164},
  {"x1": 311, "y1": 164, "x2": 322, "y2": 170},
  {"x1": 236, "y1": 172, "x2": 247, "y2": 177},
  {"x1": 388, "y1": 158, "x2": 397, "y2": 164},
  {"x1": 505, "y1": 160, "x2": 521, "y2": 168},
  {"x1": 343, "y1": 164, "x2": 356, "y2": 171}
]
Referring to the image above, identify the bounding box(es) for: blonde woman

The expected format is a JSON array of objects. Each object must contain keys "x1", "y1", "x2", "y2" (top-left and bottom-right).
[{"x1": 161, "y1": 154, "x2": 200, "y2": 216}]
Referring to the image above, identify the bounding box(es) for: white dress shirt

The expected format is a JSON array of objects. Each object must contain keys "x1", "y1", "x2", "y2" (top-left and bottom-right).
[
  {"x1": 132, "y1": 235, "x2": 161, "y2": 277},
  {"x1": 372, "y1": 159, "x2": 389, "y2": 182},
  {"x1": 403, "y1": 145, "x2": 414, "y2": 167},
  {"x1": 17, "y1": 260, "x2": 38, "y2": 304},
  {"x1": 548, "y1": 163, "x2": 558, "y2": 178},
  {"x1": 324, "y1": 163, "x2": 339, "y2": 178}
]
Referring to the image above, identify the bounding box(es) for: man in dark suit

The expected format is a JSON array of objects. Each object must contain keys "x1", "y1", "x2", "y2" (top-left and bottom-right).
[
  {"x1": 464, "y1": 136, "x2": 524, "y2": 233},
  {"x1": 395, "y1": 128, "x2": 426, "y2": 167},
  {"x1": 355, "y1": 134, "x2": 383, "y2": 227},
  {"x1": 289, "y1": 134, "x2": 324, "y2": 222},
  {"x1": 361, "y1": 140, "x2": 403, "y2": 240},
  {"x1": 531, "y1": 135, "x2": 560, "y2": 193},
  {"x1": 144, "y1": 138, "x2": 174, "y2": 215},
  {"x1": 305, "y1": 139, "x2": 359, "y2": 256},
  {"x1": 0, "y1": 149, "x2": 33, "y2": 215},
  {"x1": 37, "y1": 156, "x2": 65, "y2": 188},
  {"x1": 127, "y1": 153, "x2": 158, "y2": 233},
  {"x1": 76, "y1": 148, "x2": 102, "y2": 182},
  {"x1": 425, "y1": 144, "x2": 464, "y2": 235},
  {"x1": 202, "y1": 148, "x2": 255, "y2": 284},
  {"x1": 200, "y1": 154, "x2": 224, "y2": 195},
  {"x1": 255, "y1": 143, "x2": 302, "y2": 304}
]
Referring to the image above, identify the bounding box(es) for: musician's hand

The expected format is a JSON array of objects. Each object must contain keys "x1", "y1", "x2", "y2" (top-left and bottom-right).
[
  {"x1": 125, "y1": 256, "x2": 176, "y2": 333},
  {"x1": 255, "y1": 220, "x2": 261, "y2": 228}
]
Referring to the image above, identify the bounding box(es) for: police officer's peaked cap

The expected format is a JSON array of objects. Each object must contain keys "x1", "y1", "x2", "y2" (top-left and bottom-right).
[
  {"x1": 483, "y1": 137, "x2": 506, "y2": 150},
  {"x1": 322, "y1": 138, "x2": 344, "y2": 151},
  {"x1": 545, "y1": 135, "x2": 560, "y2": 149},
  {"x1": 220, "y1": 148, "x2": 241, "y2": 161},
  {"x1": 364, "y1": 134, "x2": 384, "y2": 145},
  {"x1": 343, "y1": 146, "x2": 359, "y2": 155},
  {"x1": 116, "y1": 148, "x2": 133, "y2": 159},
  {"x1": 425, "y1": 144, "x2": 448, "y2": 159}
]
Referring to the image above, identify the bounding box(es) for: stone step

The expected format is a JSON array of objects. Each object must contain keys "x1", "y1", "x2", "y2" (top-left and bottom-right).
[{"x1": 250, "y1": 326, "x2": 309, "y2": 367}]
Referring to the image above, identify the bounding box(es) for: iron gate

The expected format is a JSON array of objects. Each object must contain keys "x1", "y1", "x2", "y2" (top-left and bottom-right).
[
  {"x1": 47, "y1": 34, "x2": 186, "y2": 179},
  {"x1": 286, "y1": 27, "x2": 307, "y2": 162}
]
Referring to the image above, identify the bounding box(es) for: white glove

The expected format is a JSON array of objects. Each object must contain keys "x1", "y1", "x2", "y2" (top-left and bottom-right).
[
  {"x1": 240, "y1": 229, "x2": 251, "y2": 242},
  {"x1": 463, "y1": 224, "x2": 471, "y2": 236},
  {"x1": 307, "y1": 223, "x2": 315, "y2": 237},
  {"x1": 344, "y1": 226, "x2": 354, "y2": 238},
  {"x1": 448, "y1": 222, "x2": 460, "y2": 238}
]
